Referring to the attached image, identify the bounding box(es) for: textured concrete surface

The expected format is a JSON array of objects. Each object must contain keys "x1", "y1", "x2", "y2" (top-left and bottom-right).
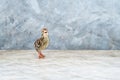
[{"x1": 0, "y1": 50, "x2": 120, "y2": 80}]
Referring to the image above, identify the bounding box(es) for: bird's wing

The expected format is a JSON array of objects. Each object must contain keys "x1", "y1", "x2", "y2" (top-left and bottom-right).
[{"x1": 34, "y1": 38, "x2": 43, "y2": 49}]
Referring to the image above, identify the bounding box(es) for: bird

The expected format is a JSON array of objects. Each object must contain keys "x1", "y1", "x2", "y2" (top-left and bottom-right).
[{"x1": 34, "y1": 28, "x2": 49, "y2": 59}]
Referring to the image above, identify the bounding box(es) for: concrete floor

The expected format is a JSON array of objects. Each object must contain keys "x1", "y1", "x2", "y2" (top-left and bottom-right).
[{"x1": 0, "y1": 50, "x2": 120, "y2": 80}]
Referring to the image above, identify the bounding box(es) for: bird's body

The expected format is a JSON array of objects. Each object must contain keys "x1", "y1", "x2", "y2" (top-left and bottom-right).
[
  {"x1": 34, "y1": 36, "x2": 49, "y2": 51},
  {"x1": 34, "y1": 28, "x2": 49, "y2": 59}
]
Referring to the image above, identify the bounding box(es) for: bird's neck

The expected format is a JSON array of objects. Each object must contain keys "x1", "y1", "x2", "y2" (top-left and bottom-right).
[{"x1": 41, "y1": 34, "x2": 49, "y2": 38}]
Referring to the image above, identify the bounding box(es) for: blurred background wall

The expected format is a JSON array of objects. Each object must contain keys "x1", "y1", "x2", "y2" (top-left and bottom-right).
[{"x1": 0, "y1": 0, "x2": 120, "y2": 50}]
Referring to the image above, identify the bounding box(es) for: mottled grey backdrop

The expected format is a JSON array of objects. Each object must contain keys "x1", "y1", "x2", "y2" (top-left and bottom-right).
[{"x1": 0, "y1": 0, "x2": 120, "y2": 50}]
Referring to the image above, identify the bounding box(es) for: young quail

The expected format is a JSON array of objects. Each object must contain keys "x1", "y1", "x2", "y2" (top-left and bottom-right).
[{"x1": 34, "y1": 28, "x2": 49, "y2": 59}]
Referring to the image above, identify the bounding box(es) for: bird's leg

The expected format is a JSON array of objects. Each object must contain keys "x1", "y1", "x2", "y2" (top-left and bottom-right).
[
  {"x1": 38, "y1": 51, "x2": 45, "y2": 59},
  {"x1": 38, "y1": 52, "x2": 43, "y2": 59}
]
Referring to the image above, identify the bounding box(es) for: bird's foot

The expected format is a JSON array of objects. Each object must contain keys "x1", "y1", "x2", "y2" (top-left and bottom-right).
[
  {"x1": 38, "y1": 53, "x2": 45, "y2": 59},
  {"x1": 38, "y1": 55, "x2": 44, "y2": 59}
]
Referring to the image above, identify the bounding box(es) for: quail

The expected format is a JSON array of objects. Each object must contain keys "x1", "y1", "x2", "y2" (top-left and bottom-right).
[{"x1": 34, "y1": 28, "x2": 49, "y2": 59}]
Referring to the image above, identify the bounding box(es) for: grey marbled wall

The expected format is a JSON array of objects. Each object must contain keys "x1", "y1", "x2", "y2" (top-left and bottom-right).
[{"x1": 0, "y1": 0, "x2": 120, "y2": 50}]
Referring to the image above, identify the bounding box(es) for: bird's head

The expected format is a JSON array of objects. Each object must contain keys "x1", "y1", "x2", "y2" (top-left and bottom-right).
[{"x1": 41, "y1": 28, "x2": 48, "y2": 37}]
